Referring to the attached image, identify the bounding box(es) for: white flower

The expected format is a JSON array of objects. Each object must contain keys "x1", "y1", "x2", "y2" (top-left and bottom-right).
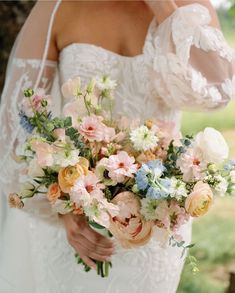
[
  {"x1": 19, "y1": 182, "x2": 35, "y2": 197},
  {"x1": 230, "y1": 170, "x2": 235, "y2": 183},
  {"x1": 130, "y1": 125, "x2": 158, "y2": 151},
  {"x1": 52, "y1": 199, "x2": 73, "y2": 215},
  {"x1": 195, "y1": 127, "x2": 229, "y2": 164},
  {"x1": 214, "y1": 175, "x2": 228, "y2": 195},
  {"x1": 169, "y1": 177, "x2": 188, "y2": 200},
  {"x1": 140, "y1": 198, "x2": 158, "y2": 221},
  {"x1": 53, "y1": 149, "x2": 80, "y2": 167},
  {"x1": 96, "y1": 75, "x2": 117, "y2": 92},
  {"x1": 84, "y1": 199, "x2": 119, "y2": 228}
]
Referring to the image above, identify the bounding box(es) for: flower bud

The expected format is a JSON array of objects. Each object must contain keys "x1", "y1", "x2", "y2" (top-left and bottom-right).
[
  {"x1": 24, "y1": 88, "x2": 34, "y2": 97},
  {"x1": 132, "y1": 184, "x2": 139, "y2": 194},
  {"x1": 207, "y1": 163, "x2": 218, "y2": 174}
]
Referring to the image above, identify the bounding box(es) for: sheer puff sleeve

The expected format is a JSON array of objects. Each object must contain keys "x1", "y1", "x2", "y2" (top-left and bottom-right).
[{"x1": 144, "y1": 3, "x2": 235, "y2": 111}]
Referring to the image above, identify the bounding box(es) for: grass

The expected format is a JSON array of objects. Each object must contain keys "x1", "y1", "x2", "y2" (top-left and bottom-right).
[
  {"x1": 182, "y1": 99, "x2": 235, "y2": 135},
  {"x1": 177, "y1": 198, "x2": 235, "y2": 293}
]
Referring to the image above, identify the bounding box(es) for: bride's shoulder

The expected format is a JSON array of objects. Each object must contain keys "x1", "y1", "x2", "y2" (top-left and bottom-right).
[{"x1": 16, "y1": 0, "x2": 59, "y2": 61}]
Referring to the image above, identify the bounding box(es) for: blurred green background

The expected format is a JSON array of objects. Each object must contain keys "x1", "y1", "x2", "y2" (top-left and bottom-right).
[{"x1": 178, "y1": 3, "x2": 235, "y2": 292}]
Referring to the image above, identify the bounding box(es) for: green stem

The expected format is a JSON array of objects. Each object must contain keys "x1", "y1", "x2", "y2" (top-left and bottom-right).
[{"x1": 83, "y1": 92, "x2": 91, "y2": 116}]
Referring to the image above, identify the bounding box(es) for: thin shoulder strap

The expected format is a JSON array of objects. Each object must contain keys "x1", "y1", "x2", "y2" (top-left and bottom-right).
[{"x1": 34, "y1": 0, "x2": 62, "y2": 89}]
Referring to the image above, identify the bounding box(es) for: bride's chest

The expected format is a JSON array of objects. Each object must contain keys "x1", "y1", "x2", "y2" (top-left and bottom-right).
[
  {"x1": 58, "y1": 43, "x2": 174, "y2": 121},
  {"x1": 59, "y1": 43, "x2": 151, "y2": 94}
]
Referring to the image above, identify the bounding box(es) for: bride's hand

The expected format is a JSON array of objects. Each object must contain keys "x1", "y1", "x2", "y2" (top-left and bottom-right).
[
  {"x1": 61, "y1": 213, "x2": 114, "y2": 269},
  {"x1": 144, "y1": 0, "x2": 178, "y2": 23}
]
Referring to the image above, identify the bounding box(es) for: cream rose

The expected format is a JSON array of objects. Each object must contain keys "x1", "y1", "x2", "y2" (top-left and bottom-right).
[
  {"x1": 109, "y1": 192, "x2": 153, "y2": 248},
  {"x1": 195, "y1": 128, "x2": 228, "y2": 164},
  {"x1": 185, "y1": 181, "x2": 213, "y2": 217}
]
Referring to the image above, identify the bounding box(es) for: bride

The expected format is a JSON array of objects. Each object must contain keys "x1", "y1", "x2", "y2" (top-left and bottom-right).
[{"x1": 0, "y1": 1, "x2": 235, "y2": 292}]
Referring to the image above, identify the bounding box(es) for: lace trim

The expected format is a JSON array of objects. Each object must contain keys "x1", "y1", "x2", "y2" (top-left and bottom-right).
[{"x1": 12, "y1": 58, "x2": 57, "y2": 68}]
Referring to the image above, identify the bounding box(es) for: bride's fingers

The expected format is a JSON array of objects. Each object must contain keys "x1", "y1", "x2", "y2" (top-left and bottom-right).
[
  {"x1": 80, "y1": 255, "x2": 97, "y2": 270},
  {"x1": 78, "y1": 234, "x2": 114, "y2": 257},
  {"x1": 88, "y1": 250, "x2": 111, "y2": 262},
  {"x1": 71, "y1": 241, "x2": 96, "y2": 269},
  {"x1": 79, "y1": 224, "x2": 114, "y2": 249}
]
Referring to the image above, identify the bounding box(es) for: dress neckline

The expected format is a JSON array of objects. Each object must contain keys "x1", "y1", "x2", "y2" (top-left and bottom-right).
[{"x1": 59, "y1": 16, "x2": 156, "y2": 60}]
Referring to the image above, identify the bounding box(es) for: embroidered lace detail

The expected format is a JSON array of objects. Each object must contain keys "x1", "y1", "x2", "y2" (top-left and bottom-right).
[
  {"x1": 144, "y1": 3, "x2": 235, "y2": 111},
  {"x1": 1, "y1": 3, "x2": 235, "y2": 293}
]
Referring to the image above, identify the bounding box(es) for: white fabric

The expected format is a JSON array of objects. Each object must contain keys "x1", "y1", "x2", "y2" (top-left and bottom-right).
[{"x1": 0, "y1": 3, "x2": 235, "y2": 293}]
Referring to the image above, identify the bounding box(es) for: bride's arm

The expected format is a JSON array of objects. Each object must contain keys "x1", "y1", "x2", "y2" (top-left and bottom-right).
[{"x1": 144, "y1": 0, "x2": 235, "y2": 111}]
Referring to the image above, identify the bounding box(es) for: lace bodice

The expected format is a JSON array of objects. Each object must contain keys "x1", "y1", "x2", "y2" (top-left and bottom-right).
[
  {"x1": 0, "y1": 4, "x2": 235, "y2": 293},
  {"x1": 59, "y1": 42, "x2": 180, "y2": 124}
]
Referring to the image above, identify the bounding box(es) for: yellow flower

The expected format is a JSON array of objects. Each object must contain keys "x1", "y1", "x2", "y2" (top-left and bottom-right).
[
  {"x1": 185, "y1": 181, "x2": 213, "y2": 217},
  {"x1": 58, "y1": 157, "x2": 89, "y2": 193}
]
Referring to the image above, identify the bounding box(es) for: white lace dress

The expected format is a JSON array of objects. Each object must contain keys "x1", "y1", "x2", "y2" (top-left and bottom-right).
[{"x1": 0, "y1": 4, "x2": 235, "y2": 293}]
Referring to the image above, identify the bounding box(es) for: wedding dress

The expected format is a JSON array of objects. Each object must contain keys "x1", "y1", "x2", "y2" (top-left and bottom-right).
[{"x1": 0, "y1": 2, "x2": 235, "y2": 293}]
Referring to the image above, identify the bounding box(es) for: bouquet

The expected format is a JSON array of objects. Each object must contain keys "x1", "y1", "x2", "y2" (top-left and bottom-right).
[{"x1": 9, "y1": 75, "x2": 235, "y2": 277}]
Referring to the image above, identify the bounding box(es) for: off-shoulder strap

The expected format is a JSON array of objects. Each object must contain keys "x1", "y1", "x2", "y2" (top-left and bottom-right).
[{"x1": 35, "y1": 0, "x2": 62, "y2": 89}]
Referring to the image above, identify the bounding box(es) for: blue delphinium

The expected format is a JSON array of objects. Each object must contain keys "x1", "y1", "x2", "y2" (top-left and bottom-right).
[
  {"x1": 146, "y1": 178, "x2": 172, "y2": 199},
  {"x1": 19, "y1": 111, "x2": 35, "y2": 133},
  {"x1": 136, "y1": 159, "x2": 171, "y2": 199}
]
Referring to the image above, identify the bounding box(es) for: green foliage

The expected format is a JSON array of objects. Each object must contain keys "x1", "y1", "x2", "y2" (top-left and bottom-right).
[{"x1": 34, "y1": 168, "x2": 58, "y2": 188}]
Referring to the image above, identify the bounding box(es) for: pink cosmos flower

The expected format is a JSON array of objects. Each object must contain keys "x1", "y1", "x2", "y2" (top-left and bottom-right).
[
  {"x1": 70, "y1": 173, "x2": 105, "y2": 206},
  {"x1": 31, "y1": 140, "x2": 54, "y2": 167},
  {"x1": 79, "y1": 115, "x2": 115, "y2": 142},
  {"x1": 176, "y1": 147, "x2": 205, "y2": 182},
  {"x1": 106, "y1": 151, "x2": 138, "y2": 183},
  {"x1": 70, "y1": 173, "x2": 119, "y2": 228}
]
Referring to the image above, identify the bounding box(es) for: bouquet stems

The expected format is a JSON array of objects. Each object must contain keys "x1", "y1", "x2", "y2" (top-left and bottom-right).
[{"x1": 75, "y1": 253, "x2": 112, "y2": 277}]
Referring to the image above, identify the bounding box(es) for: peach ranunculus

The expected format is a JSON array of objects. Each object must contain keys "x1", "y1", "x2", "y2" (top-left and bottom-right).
[
  {"x1": 58, "y1": 157, "x2": 89, "y2": 193},
  {"x1": 109, "y1": 192, "x2": 153, "y2": 248},
  {"x1": 185, "y1": 181, "x2": 213, "y2": 217},
  {"x1": 47, "y1": 183, "x2": 62, "y2": 203}
]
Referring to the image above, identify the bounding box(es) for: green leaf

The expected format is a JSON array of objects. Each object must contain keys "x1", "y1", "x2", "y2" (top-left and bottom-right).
[
  {"x1": 89, "y1": 221, "x2": 105, "y2": 230},
  {"x1": 186, "y1": 243, "x2": 195, "y2": 249},
  {"x1": 64, "y1": 116, "x2": 72, "y2": 127}
]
